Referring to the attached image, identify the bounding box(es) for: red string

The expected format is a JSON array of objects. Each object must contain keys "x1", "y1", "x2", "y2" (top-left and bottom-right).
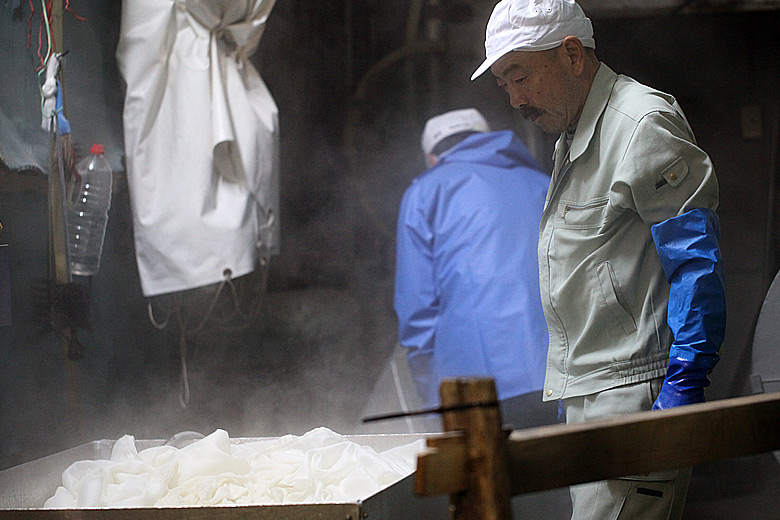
[
  {"x1": 36, "y1": 10, "x2": 44, "y2": 71},
  {"x1": 46, "y1": 0, "x2": 56, "y2": 54},
  {"x1": 26, "y1": 0, "x2": 87, "y2": 70},
  {"x1": 26, "y1": 0, "x2": 34, "y2": 49},
  {"x1": 64, "y1": 0, "x2": 87, "y2": 22}
]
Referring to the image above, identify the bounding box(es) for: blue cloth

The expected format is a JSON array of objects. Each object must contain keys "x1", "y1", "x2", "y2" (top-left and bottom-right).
[
  {"x1": 394, "y1": 130, "x2": 550, "y2": 407},
  {"x1": 55, "y1": 80, "x2": 71, "y2": 135},
  {"x1": 651, "y1": 208, "x2": 726, "y2": 368}
]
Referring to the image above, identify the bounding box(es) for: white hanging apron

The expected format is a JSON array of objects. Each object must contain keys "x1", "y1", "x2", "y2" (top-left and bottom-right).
[{"x1": 116, "y1": 0, "x2": 279, "y2": 296}]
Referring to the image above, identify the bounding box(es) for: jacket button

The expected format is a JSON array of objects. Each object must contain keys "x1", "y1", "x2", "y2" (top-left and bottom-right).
[
  {"x1": 546, "y1": 389, "x2": 553, "y2": 397},
  {"x1": 669, "y1": 173, "x2": 678, "y2": 181}
]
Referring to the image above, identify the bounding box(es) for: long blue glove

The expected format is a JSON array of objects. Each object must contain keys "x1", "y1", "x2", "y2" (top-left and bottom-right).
[
  {"x1": 653, "y1": 357, "x2": 711, "y2": 409},
  {"x1": 651, "y1": 208, "x2": 726, "y2": 410}
]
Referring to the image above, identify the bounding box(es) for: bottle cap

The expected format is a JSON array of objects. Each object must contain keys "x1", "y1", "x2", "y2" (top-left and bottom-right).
[{"x1": 90, "y1": 144, "x2": 105, "y2": 155}]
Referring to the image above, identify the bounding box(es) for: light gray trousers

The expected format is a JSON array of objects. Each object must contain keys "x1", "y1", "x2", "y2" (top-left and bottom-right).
[{"x1": 564, "y1": 379, "x2": 692, "y2": 520}]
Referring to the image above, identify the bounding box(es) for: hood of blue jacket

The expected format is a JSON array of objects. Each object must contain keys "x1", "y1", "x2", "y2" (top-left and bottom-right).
[{"x1": 436, "y1": 130, "x2": 542, "y2": 172}]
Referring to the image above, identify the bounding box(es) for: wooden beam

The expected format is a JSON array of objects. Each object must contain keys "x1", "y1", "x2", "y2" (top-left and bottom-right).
[
  {"x1": 437, "y1": 378, "x2": 512, "y2": 520},
  {"x1": 506, "y1": 391, "x2": 780, "y2": 495},
  {"x1": 415, "y1": 432, "x2": 467, "y2": 495},
  {"x1": 416, "y1": 390, "x2": 780, "y2": 499}
]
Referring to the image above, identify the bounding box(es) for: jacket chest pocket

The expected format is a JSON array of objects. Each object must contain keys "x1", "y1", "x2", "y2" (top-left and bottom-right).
[
  {"x1": 548, "y1": 198, "x2": 609, "y2": 297},
  {"x1": 557, "y1": 198, "x2": 609, "y2": 229},
  {"x1": 547, "y1": 197, "x2": 638, "y2": 336}
]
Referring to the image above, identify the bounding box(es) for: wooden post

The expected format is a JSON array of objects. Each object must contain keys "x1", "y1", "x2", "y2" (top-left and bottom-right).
[
  {"x1": 47, "y1": 0, "x2": 85, "y2": 437},
  {"x1": 439, "y1": 378, "x2": 511, "y2": 520},
  {"x1": 47, "y1": 1, "x2": 69, "y2": 286},
  {"x1": 51, "y1": 0, "x2": 63, "y2": 50}
]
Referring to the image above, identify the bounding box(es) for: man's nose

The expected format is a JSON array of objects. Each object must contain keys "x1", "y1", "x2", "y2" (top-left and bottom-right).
[{"x1": 508, "y1": 86, "x2": 528, "y2": 109}]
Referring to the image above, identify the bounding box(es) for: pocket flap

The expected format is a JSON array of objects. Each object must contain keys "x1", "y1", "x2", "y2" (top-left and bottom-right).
[{"x1": 660, "y1": 158, "x2": 688, "y2": 188}]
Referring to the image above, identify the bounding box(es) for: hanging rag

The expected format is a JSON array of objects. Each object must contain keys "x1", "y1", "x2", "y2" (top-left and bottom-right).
[{"x1": 116, "y1": 0, "x2": 280, "y2": 297}]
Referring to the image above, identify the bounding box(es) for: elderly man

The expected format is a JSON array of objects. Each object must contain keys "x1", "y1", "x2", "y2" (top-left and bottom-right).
[{"x1": 472, "y1": 1, "x2": 726, "y2": 519}]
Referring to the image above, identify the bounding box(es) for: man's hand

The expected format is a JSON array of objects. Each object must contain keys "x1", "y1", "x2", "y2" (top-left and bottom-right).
[{"x1": 652, "y1": 357, "x2": 711, "y2": 410}]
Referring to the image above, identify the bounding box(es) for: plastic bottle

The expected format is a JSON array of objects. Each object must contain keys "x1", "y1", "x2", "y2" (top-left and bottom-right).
[{"x1": 67, "y1": 144, "x2": 113, "y2": 276}]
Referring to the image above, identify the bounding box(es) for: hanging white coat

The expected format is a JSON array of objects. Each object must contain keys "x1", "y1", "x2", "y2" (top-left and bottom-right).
[{"x1": 116, "y1": 0, "x2": 279, "y2": 297}]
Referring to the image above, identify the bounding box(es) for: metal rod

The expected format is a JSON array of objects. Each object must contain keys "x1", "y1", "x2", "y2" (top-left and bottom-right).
[{"x1": 362, "y1": 400, "x2": 499, "y2": 423}]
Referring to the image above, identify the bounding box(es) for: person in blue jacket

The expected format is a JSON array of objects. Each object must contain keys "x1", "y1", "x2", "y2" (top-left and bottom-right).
[{"x1": 394, "y1": 108, "x2": 557, "y2": 430}]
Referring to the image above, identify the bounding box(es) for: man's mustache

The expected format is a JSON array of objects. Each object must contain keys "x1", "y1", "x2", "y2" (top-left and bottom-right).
[{"x1": 519, "y1": 106, "x2": 543, "y2": 120}]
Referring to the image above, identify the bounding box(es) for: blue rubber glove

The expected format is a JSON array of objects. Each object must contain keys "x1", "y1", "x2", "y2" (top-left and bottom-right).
[
  {"x1": 652, "y1": 357, "x2": 711, "y2": 410},
  {"x1": 651, "y1": 208, "x2": 726, "y2": 410}
]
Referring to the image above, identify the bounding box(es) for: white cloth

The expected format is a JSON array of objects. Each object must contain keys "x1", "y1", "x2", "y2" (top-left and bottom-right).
[
  {"x1": 116, "y1": 0, "x2": 280, "y2": 296},
  {"x1": 43, "y1": 428, "x2": 423, "y2": 508},
  {"x1": 40, "y1": 54, "x2": 62, "y2": 131}
]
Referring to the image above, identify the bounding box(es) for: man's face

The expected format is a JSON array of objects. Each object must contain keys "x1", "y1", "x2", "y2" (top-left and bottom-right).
[{"x1": 490, "y1": 46, "x2": 583, "y2": 134}]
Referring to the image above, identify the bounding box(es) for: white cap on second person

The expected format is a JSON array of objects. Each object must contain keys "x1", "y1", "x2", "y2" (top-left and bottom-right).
[
  {"x1": 471, "y1": 0, "x2": 595, "y2": 81},
  {"x1": 421, "y1": 108, "x2": 491, "y2": 155}
]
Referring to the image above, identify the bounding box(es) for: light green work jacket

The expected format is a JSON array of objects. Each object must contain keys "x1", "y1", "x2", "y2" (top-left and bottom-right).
[{"x1": 539, "y1": 64, "x2": 719, "y2": 401}]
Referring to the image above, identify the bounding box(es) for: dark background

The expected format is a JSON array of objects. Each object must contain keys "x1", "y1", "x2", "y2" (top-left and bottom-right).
[{"x1": 2, "y1": 1, "x2": 780, "y2": 517}]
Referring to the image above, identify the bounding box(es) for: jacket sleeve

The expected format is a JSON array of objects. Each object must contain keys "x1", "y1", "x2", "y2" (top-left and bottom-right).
[
  {"x1": 614, "y1": 110, "x2": 719, "y2": 224},
  {"x1": 394, "y1": 184, "x2": 439, "y2": 403}
]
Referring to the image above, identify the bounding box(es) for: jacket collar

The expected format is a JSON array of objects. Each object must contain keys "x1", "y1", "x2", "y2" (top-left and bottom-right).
[{"x1": 568, "y1": 63, "x2": 618, "y2": 162}]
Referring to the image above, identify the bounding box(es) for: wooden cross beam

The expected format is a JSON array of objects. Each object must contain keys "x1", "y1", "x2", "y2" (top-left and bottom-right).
[{"x1": 415, "y1": 378, "x2": 780, "y2": 519}]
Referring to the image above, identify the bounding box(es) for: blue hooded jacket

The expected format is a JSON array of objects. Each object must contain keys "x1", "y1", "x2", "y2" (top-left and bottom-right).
[{"x1": 394, "y1": 130, "x2": 551, "y2": 407}]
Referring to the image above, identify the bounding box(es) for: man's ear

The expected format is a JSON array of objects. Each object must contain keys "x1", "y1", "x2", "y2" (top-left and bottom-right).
[
  {"x1": 561, "y1": 35, "x2": 586, "y2": 76},
  {"x1": 425, "y1": 153, "x2": 438, "y2": 168}
]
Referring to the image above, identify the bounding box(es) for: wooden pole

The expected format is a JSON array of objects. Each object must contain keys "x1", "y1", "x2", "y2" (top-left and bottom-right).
[
  {"x1": 438, "y1": 378, "x2": 512, "y2": 520},
  {"x1": 47, "y1": 0, "x2": 85, "y2": 438},
  {"x1": 49, "y1": 0, "x2": 69, "y2": 288},
  {"x1": 51, "y1": 0, "x2": 63, "y2": 51}
]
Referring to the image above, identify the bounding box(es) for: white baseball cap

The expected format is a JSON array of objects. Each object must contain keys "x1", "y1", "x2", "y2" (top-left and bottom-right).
[
  {"x1": 421, "y1": 108, "x2": 491, "y2": 155},
  {"x1": 471, "y1": 0, "x2": 595, "y2": 81}
]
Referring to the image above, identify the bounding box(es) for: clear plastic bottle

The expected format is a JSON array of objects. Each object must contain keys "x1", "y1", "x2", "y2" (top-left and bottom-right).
[{"x1": 67, "y1": 144, "x2": 113, "y2": 276}]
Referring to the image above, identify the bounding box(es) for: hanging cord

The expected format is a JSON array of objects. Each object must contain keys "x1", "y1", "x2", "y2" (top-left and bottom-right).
[
  {"x1": 145, "y1": 179, "x2": 272, "y2": 409},
  {"x1": 149, "y1": 273, "x2": 228, "y2": 409},
  {"x1": 36, "y1": 0, "x2": 53, "y2": 78},
  {"x1": 146, "y1": 259, "x2": 270, "y2": 408},
  {"x1": 25, "y1": 0, "x2": 35, "y2": 48},
  {"x1": 63, "y1": 0, "x2": 86, "y2": 21},
  {"x1": 147, "y1": 298, "x2": 172, "y2": 330},
  {"x1": 219, "y1": 260, "x2": 269, "y2": 328},
  {"x1": 174, "y1": 303, "x2": 190, "y2": 408},
  {"x1": 23, "y1": 0, "x2": 85, "y2": 76}
]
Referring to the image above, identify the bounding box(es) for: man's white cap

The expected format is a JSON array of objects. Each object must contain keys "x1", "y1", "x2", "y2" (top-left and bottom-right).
[
  {"x1": 421, "y1": 108, "x2": 491, "y2": 155},
  {"x1": 471, "y1": 0, "x2": 595, "y2": 80}
]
